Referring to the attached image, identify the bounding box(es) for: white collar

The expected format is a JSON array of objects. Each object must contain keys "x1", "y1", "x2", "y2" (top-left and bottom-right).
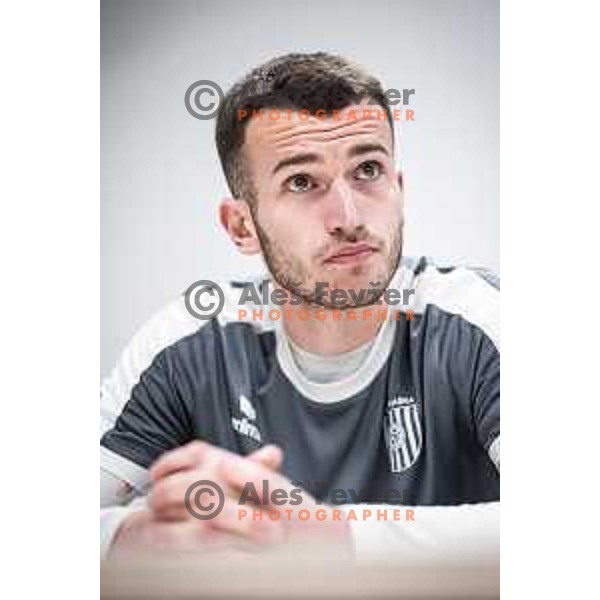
[{"x1": 275, "y1": 315, "x2": 396, "y2": 404}]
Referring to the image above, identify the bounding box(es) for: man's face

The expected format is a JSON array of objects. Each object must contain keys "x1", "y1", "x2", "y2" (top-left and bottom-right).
[{"x1": 242, "y1": 102, "x2": 404, "y2": 308}]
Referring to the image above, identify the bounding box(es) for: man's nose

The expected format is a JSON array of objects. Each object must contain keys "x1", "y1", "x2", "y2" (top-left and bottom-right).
[{"x1": 323, "y1": 179, "x2": 363, "y2": 237}]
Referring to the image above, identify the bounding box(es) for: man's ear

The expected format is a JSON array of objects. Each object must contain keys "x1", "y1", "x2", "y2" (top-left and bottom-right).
[
  {"x1": 397, "y1": 170, "x2": 403, "y2": 190},
  {"x1": 219, "y1": 198, "x2": 261, "y2": 255}
]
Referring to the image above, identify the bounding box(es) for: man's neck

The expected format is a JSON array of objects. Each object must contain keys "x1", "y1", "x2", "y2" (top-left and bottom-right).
[{"x1": 280, "y1": 301, "x2": 385, "y2": 355}]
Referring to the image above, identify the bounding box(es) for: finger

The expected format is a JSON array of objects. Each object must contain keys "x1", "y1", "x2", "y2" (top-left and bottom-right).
[
  {"x1": 150, "y1": 468, "x2": 233, "y2": 521},
  {"x1": 223, "y1": 455, "x2": 307, "y2": 505},
  {"x1": 150, "y1": 440, "x2": 281, "y2": 484},
  {"x1": 248, "y1": 444, "x2": 283, "y2": 470},
  {"x1": 210, "y1": 502, "x2": 285, "y2": 544},
  {"x1": 149, "y1": 440, "x2": 212, "y2": 482},
  {"x1": 150, "y1": 447, "x2": 282, "y2": 520}
]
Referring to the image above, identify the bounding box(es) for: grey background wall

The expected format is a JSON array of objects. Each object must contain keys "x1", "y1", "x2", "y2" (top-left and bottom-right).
[{"x1": 101, "y1": 0, "x2": 499, "y2": 376}]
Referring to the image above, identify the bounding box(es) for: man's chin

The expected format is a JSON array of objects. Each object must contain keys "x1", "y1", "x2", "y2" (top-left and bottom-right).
[{"x1": 320, "y1": 265, "x2": 387, "y2": 293}]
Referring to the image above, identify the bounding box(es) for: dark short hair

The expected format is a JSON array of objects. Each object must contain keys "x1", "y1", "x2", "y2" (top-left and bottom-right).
[{"x1": 215, "y1": 52, "x2": 394, "y2": 201}]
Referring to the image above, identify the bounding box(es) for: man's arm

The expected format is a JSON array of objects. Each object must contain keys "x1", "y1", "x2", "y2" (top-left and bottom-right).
[
  {"x1": 100, "y1": 466, "x2": 148, "y2": 557},
  {"x1": 100, "y1": 298, "x2": 206, "y2": 556},
  {"x1": 103, "y1": 443, "x2": 291, "y2": 557},
  {"x1": 344, "y1": 308, "x2": 501, "y2": 564},
  {"x1": 99, "y1": 344, "x2": 194, "y2": 559},
  {"x1": 343, "y1": 501, "x2": 499, "y2": 564},
  {"x1": 101, "y1": 497, "x2": 147, "y2": 558},
  {"x1": 343, "y1": 441, "x2": 499, "y2": 564}
]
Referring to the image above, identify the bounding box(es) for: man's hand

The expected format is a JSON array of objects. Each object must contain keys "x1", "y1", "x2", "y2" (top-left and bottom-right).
[
  {"x1": 111, "y1": 442, "x2": 283, "y2": 555},
  {"x1": 111, "y1": 440, "x2": 351, "y2": 556},
  {"x1": 149, "y1": 441, "x2": 283, "y2": 532}
]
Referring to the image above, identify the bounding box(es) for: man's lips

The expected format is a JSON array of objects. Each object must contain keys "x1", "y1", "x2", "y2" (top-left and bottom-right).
[{"x1": 323, "y1": 243, "x2": 378, "y2": 265}]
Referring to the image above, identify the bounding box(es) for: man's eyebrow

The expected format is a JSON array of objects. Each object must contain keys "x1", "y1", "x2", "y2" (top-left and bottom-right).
[
  {"x1": 271, "y1": 143, "x2": 389, "y2": 175},
  {"x1": 347, "y1": 142, "x2": 390, "y2": 158},
  {"x1": 272, "y1": 153, "x2": 322, "y2": 175}
]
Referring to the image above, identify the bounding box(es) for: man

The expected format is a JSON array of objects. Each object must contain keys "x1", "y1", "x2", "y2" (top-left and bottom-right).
[{"x1": 100, "y1": 53, "x2": 499, "y2": 561}]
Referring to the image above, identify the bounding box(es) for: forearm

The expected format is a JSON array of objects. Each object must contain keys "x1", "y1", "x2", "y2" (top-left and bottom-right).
[
  {"x1": 343, "y1": 501, "x2": 499, "y2": 564},
  {"x1": 100, "y1": 496, "x2": 150, "y2": 558},
  {"x1": 100, "y1": 467, "x2": 147, "y2": 558}
]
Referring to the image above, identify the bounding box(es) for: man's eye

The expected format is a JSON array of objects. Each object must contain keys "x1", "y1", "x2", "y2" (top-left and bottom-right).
[
  {"x1": 285, "y1": 173, "x2": 314, "y2": 193},
  {"x1": 355, "y1": 160, "x2": 383, "y2": 181}
]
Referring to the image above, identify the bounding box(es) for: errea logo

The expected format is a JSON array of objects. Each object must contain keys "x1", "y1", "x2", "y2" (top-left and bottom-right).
[
  {"x1": 231, "y1": 394, "x2": 262, "y2": 443},
  {"x1": 239, "y1": 394, "x2": 257, "y2": 420}
]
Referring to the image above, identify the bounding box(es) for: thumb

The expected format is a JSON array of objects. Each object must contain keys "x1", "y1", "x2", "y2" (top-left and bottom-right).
[{"x1": 248, "y1": 444, "x2": 283, "y2": 470}]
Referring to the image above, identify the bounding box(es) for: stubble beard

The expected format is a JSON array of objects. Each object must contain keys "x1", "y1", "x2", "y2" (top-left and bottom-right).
[{"x1": 253, "y1": 217, "x2": 403, "y2": 310}]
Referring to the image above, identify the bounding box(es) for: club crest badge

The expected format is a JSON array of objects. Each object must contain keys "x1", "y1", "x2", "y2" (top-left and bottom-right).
[{"x1": 384, "y1": 396, "x2": 422, "y2": 473}]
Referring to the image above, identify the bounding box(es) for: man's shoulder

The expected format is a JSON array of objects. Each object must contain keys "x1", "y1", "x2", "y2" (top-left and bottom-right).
[
  {"x1": 129, "y1": 260, "x2": 500, "y2": 357},
  {"x1": 396, "y1": 256, "x2": 499, "y2": 289},
  {"x1": 397, "y1": 256, "x2": 499, "y2": 350},
  {"x1": 100, "y1": 277, "x2": 272, "y2": 432},
  {"x1": 126, "y1": 277, "x2": 273, "y2": 355}
]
